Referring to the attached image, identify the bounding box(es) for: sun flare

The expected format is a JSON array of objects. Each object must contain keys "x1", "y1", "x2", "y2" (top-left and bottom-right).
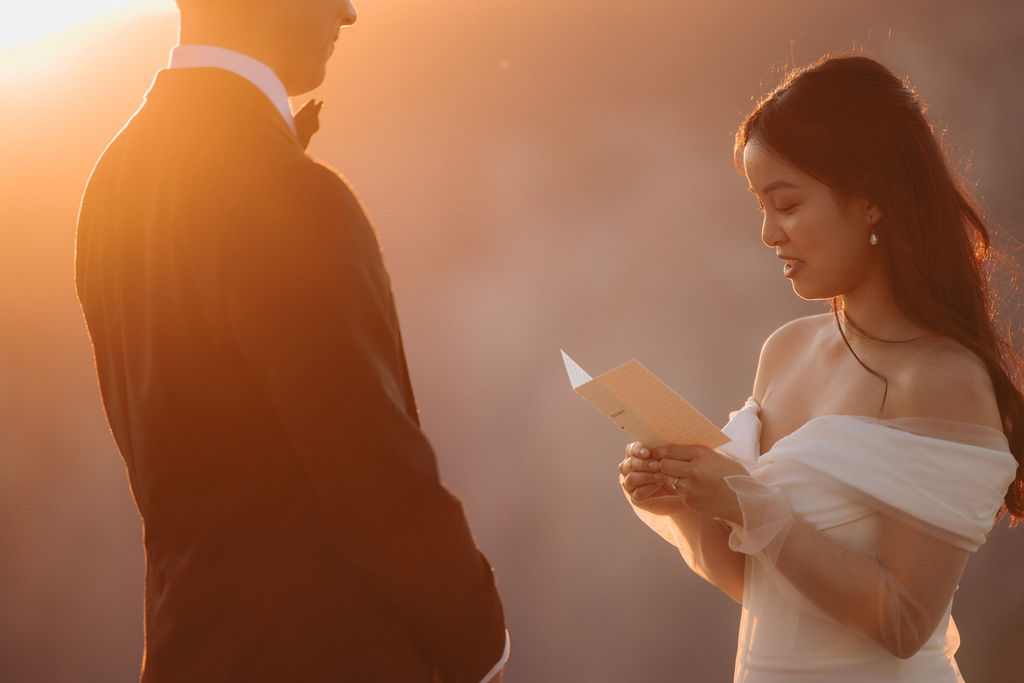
[{"x1": 3, "y1": 0, "x2": 171, "y2": 50}]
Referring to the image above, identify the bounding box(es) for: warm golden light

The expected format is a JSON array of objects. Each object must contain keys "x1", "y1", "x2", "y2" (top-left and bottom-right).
[
  {"x1": 1, "y1": 0, "x2": 169, "y2": 49},
  {"x1": 2, "y1": 2, "x2": 1021, "y2": 682}
]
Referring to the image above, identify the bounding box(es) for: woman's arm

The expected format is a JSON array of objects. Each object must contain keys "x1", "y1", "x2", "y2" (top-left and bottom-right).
[
  {"x1": 759, "y1": 350, "x2": 999, "y2": 657},
  {"x1": 775, "y1": 510, "x2": 968, "y2": 658},
  {"x1": 614, "y1": 320, "x2": 810, "y2": 601},
  {"x1": 656, "y1": 443, "x2": 970, "y2": 658},
  {"x1": 663, "y1": 506, "x2": 746, "y2": 602},
  {"x1": 620, "y1": 444, "x2": 746, "y2": 602}
]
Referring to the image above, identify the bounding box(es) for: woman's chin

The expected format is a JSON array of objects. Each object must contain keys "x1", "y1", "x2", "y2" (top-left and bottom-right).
[{"x1": 790, "y1": 281, "x2": 834, "y2": 302}]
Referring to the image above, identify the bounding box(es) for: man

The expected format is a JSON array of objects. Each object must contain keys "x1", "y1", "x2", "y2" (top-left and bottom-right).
[{"x1": 75, "y1": 0, "x2": 507, "y2": 680}]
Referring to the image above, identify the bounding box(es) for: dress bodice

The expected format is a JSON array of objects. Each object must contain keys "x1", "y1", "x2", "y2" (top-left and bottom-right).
[
  {"x1": 629, "y1": 397, "x2": 1016, "y2": 683},
  {"x1": 718, "y1": 398, "x2": 1016, "y2": 683}
]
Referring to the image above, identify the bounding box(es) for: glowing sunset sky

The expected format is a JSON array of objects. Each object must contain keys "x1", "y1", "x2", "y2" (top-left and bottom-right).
[{"x1": 2, "y1": 1, "x2": 170, "y2": 49}]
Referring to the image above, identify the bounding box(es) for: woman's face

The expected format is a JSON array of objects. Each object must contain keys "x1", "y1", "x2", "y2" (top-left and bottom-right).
[{"x1": 742, "y1": 140, "x2": 882, "y2": 301}]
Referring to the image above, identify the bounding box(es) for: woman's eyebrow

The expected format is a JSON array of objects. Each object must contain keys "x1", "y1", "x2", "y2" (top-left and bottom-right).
[{"x1": 749, "y1": 180, "x2": 800, "y2": 195}]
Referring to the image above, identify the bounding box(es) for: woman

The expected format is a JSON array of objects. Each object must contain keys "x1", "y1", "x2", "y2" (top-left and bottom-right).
[{"x1": 619, "y1": 55, "x2": 1023, "y2": 682}]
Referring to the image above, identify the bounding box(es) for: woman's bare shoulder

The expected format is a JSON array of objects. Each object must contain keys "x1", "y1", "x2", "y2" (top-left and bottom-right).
[
  {"x1": 752, "y1": 314, "x2": 833, "y2": 400},
  {"x1": 763, "y1": 313, "x2": 833, "y2": 347},
  {"x1": 887, "y1": 339, "x2": 1002, "y2": 429}
]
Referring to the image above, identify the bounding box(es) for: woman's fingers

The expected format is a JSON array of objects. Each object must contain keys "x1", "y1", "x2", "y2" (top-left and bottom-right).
[
  {"x1": 658, "y1": 457, "x2": 692, "y2": 480},
  {"x1": 630, "y1": 482, "x2": 665, "y2": 504},
  {"x1": 626, "y1": 441, "x2": 651, "y2": 459},
  {"x1": 658, "y1": 447, "x2": 748, "y2": 479},
  {"x1": 652, "y1": 444, "x2": 704, "y2": 462},
  {"x1": 623, "y1": 471, "x2": 662, "y2": 491},
  {"x1": 619, "y1": 454, "x2": 660, "y2": 475}
]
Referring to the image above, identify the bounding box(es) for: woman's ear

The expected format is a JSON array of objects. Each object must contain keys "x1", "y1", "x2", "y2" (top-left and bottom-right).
[{"x1": 866, "y1": 204, "x2": 882, "y2": 225}]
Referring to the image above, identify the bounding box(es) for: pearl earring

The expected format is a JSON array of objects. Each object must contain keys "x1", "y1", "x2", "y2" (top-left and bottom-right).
[{"x1": 869, "y1": 232, "x2": 879, "y2": 246}]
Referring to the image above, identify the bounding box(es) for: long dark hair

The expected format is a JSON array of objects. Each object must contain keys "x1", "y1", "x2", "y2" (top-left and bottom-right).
[{"x1": 734, "y1": 54, "x2": 1024, "y2": 521}]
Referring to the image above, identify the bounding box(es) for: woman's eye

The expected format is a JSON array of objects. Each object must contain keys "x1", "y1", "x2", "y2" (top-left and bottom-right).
[{"x1": 775, "y1": 204, "x2": 798, "y2": 214}]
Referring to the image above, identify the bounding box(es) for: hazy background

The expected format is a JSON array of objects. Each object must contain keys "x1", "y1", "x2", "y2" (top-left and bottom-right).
[{"x1": 2, "y1": 0, "x2": 1022, "y2": 680}]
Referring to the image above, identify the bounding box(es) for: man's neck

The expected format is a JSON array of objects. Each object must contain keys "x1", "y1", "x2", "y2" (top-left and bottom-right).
[
  {"x1": 168, "y1": 44, "x2": 296, "y2": 134},
  {"x1": 177, "y1": 11, "x2": 291, "y2": 92}
]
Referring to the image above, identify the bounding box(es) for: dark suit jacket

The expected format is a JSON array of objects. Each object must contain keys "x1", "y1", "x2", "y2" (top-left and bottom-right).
[{"x1": 75, "y1": 68, "x2": 505, "y2": 682}]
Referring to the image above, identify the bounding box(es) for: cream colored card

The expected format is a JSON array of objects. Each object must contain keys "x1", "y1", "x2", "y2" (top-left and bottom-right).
[{"x1": 561, "y1": 350, "x2": 729, "y2": 449}]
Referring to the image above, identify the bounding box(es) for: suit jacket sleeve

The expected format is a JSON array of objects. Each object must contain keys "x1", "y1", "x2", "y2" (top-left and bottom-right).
[{"x1": 221, "y1": 159, "x2": 505, "y2": 682}]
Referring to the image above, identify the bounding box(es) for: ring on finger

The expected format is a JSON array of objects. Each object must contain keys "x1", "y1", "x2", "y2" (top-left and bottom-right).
[{"x1": 668, "y1": 477, "x2": 679, "y2": 490}]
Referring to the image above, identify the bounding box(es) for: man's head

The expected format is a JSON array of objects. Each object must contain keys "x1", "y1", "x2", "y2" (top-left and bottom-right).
[{"x1": 176, "y1": 0, "x2": 357, "y2": 95}]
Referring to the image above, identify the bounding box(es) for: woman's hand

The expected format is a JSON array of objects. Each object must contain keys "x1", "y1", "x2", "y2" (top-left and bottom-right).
[
  {"x1": 653, "y1": 445, "x2": 749, "y2": 524},
  {"x1": 619, "y1": 441, "x2": 749, "y2": 601},
  {"x1": 619, "y1": 442, "x2": 684, "y2": 515}
]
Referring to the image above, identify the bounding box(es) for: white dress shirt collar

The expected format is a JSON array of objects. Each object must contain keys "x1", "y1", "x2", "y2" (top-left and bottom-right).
[{"x1": 168, "y1": 44, "x2": 296, "y2": 134}]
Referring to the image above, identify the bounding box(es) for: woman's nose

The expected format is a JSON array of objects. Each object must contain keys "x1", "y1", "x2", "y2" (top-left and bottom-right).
[{"x1": 761, "y1": 215, "x2": 786, "y2": 248}]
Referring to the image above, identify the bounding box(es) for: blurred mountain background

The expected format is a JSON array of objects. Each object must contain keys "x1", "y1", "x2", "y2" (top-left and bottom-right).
[{"x1": 1, "y1": 0, "x2": 1021, "y2": 680}]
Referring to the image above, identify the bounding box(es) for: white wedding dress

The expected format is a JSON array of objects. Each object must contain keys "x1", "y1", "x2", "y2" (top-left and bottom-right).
[{"x1": 632, "y1": 398, "x2": 1017, "y2": 682}]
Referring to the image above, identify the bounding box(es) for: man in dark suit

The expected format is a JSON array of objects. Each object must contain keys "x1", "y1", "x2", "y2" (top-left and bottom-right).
[{"x1": 75, "y1": 1, "x2": 507, "y2": 680}]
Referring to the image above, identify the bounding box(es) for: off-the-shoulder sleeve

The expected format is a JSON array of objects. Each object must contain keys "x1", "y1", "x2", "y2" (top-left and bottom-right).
[
  {"x1": 627, "y1": 397, "x2": 1015, "y2": 570},
  {"x1": 628, "y1": 397, "x2": 1016, "y2": 659},
  {"x1": 772, "y1": 415, "x2": 1015, "y2": 551}
]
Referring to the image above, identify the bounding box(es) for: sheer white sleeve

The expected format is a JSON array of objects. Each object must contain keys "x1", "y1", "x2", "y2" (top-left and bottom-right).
[
  {"x1": 629, "y1": 397, "x2": 1017, "y2": 659},
  {"x1": 752, "y1": 413, "x2": 1014, "y2": 656},
  {"x1": 626, "y1": 398, "x2": 762, "y2": 592},
  {"x1": 721, "y1": 474, "x2": 793, "y2": 563}
]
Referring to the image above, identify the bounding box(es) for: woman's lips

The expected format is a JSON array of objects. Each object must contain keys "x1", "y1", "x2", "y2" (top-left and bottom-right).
[{"x1": 781, "y1": 258, "x2": 803, "y2": 278}]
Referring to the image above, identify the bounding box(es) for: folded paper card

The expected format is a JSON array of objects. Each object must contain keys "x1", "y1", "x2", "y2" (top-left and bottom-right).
[{"x1": 561, "y1": 350, "x2": 729, "y2": 449}]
